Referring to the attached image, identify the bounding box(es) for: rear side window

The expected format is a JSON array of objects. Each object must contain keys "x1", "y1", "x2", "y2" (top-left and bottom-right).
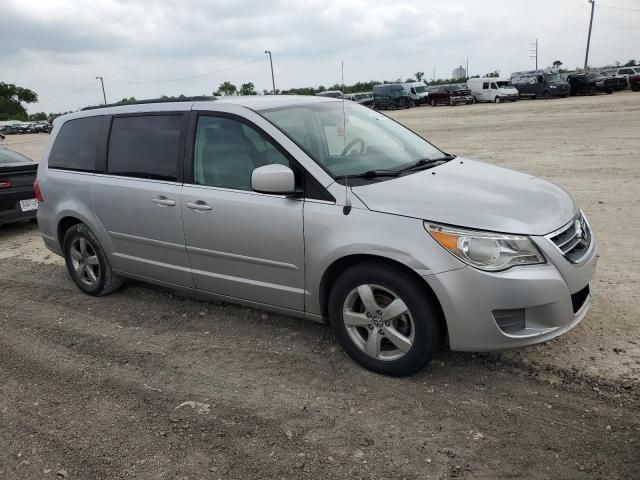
[
  {"x1": 107, "y1": 115, "x2": 183, "y2": 181},
  {"x1": 48, "y1": 116, "x2": 103, "y2": 171}
]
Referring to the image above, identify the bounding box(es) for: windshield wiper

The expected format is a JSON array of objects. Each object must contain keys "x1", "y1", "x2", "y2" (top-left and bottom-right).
[
  {"x1": 345, "y1": 169, "x2": 400, "y2": 179},
  {"x1": 395, "y1": 154, "x2": 456, "y2": 173}
]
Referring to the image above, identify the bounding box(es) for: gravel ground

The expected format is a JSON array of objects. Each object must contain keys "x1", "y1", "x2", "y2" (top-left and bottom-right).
[{"x1": 1, "y1": 92, "x2": 639, "y2": 479}]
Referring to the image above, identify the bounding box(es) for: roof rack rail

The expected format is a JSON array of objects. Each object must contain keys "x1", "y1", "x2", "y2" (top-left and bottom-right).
[{"x1": 81, "y1": 96, "x2": 217, "y2": 111}]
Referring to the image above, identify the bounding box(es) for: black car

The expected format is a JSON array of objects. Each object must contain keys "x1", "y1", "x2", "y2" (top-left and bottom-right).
[
  {"x1": 372, "y1": 84, "x2": 411, "y2": 110},
  {"x1": 567, "y1": 72, "x2": 616, "y2": 95},
  {"x1": 0, "y1": 147, "x2": 38, "y2": 226}
]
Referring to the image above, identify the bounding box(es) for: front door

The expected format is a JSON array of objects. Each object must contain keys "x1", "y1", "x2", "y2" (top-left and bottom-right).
[{"x1": 180, "y1": 113, "x2": 305, "y2": 311}]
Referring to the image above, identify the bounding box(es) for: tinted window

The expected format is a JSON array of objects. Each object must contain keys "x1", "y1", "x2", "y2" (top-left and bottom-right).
[
  {"x1": 482, "y1": 82, "x2": 489, "y2": 89},
  {"x1": 107, "y1": 115, "x2": 183, "y2": 181},
  {"x1": 619, "y1": 69, "x2": 634, "y2": 75},
  {"x1": 194, "y1": 116, "x2": 290, "y2": 191},
  {"x1": 49, "y1": 116, "x2": 103, "y2": 171}
]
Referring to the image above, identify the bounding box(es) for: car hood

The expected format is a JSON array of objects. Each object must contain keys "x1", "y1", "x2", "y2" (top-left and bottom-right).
[{"x1": 352, "y1": 158, "x2": 577, "y2": 236}]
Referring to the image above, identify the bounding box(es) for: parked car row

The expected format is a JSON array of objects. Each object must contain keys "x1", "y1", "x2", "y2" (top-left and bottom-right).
[{"x1": 0, "y1": 121, "x2": 52, "y2": 135}]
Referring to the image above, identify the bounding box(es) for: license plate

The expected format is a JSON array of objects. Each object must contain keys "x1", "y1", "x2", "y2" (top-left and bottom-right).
[{"x1": 20, "y1": 199, "x2": 38, "y2": 212}]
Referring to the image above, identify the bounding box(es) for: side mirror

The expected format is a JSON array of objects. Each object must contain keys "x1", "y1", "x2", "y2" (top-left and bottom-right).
[{"x1": 251, "y1": 164, "x2": 296, "y2": 195}]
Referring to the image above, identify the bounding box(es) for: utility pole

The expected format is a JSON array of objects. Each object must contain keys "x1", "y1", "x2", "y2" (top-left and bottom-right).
[
  {"x1": 584, "y1": 0, "x2": 595, "y2": 70},
  {"x1": 529, "y1": 39, "x2": 539, "y2": 70},
  {"x1": 264, "y1": 50, "x2": 276, "y2": 94},
  {"x1": 95, "y1": 76, "x2": 107, "y2": 104},
  {"x1": 466, "y1": 57, "x2": 469, "y2": 78},
  {"x1": 432, "y1": 66, "x2": 436, "y2": 81}
]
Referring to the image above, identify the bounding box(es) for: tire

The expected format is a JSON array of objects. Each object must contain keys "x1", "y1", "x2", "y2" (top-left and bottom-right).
[
  {"x1": 430, "y1": 98, "x2": 436, "y2": 106},
  {"x1": 543, "y1": 91, "x2": 551, "y2": 99},
  {"x1": 494, "y1": 96, "x2": 501, "y2": 103},
  {"x1": 449, "y1": 98, "x2": 454, "y2": 106},
  {"x1": 472, "y1": 96, "x2": 477, "y2": 104},
  {"x1": 531, "y1": 94, "x2": 537, "y2": 100},
  {"x1": 63, "y1": 223, "x2": 123, "y2": 296},
  {"x1": 328, "y1": 262, "x2": 444, "y2": 377},
  {"x1": 588, "y1": 86, "x2": 596, "y2": 96}
]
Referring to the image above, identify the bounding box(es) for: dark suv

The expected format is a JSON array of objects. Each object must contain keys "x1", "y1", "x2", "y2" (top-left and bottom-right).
[{"x1": 372, "y1": 84, "x2": 411, "y2": 110}]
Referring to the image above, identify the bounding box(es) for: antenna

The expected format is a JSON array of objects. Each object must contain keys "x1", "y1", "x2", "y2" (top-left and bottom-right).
[{"x1": 341, "y1": 60, "x2": 352, "y2": 216}]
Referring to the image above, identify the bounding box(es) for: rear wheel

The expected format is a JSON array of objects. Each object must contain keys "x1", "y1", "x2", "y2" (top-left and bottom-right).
[
  {"x1": 329, "y1": 262, "x2": 444, "y2": 377},
  {"x1": 63, "y1": 224, "x2": 123, "y2": 296},
  {"x1": 543, "y1": 91, "x2": 551, "y2": 99},
  {"x1": 494, "y1": 96, "x2": 502, "y2": 103}
]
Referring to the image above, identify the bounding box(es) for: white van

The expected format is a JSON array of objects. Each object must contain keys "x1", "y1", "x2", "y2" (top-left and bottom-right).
[
  {"x1": 467, "y1": 78, "x2": 519, "y2": 103},
  {"x1": 402, "y1": 82, "x2": 429, "y2": 106}
]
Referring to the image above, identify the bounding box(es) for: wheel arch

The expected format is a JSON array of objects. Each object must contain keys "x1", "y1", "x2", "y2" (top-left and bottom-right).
[
  {"x1": 319, "y1": 254, "x2": 447, "y2": 333},
  {"x1": 57, "y1": 215, "x2": 84, "y2": 247}
]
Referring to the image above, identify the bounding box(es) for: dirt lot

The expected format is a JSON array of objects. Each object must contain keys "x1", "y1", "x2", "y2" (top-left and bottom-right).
[{"x1": 1, "y1": 93, "x2": 639, "y2": 479}]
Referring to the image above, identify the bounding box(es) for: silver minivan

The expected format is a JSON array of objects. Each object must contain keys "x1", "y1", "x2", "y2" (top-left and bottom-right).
[{"x1": 36, "y1": 96, "x2": 597, "y2": 376}]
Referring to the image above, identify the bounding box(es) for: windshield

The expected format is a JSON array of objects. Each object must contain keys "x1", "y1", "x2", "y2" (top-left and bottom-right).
[
  {"x1": 496, "y1": 81, "x2": 514, "y2": 88},
  {"x1": 413, "y1": 85, "x2": 427, "y2": 93},
  {"x1": 547, "y1": 74, "x2": 563, "y2": 83},
  {"x1": 260, "y1": 101, "x2": 445, "y2": 179}
]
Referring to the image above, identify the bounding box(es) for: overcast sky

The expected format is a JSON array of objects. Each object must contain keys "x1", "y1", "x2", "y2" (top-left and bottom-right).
[{"x1": 2, "y1": 0, "x2": 639, "y2": 114}]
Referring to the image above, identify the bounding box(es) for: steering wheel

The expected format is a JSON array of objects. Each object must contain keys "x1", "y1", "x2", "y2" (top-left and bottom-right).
[{"x1": 340, "y1": 138, "x2": 366, "y2": 156}]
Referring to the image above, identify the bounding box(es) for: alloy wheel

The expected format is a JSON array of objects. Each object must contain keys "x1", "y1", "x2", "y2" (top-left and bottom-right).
[
  {"x1": 342, "y1": 284, "x2": 415, "y2": 362},
  {"x1": 70, "y1": 237, "x2": 101, "y2": 287}
]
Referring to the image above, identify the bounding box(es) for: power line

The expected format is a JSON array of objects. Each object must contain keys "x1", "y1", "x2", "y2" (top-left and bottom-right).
[
  {"x1": 597, "y1": 4, "x2": 640, "y2": 13},
  {"x1": 103, "y1": 56, "x2": 266, "y2": 85},
  {"x1": 37, "y1": 82, "x2": 99, "y2": 103}
]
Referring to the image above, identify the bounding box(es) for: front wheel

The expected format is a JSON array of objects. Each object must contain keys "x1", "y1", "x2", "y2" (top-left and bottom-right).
[
  {"x1": 329, "y1": 262, "x2": 444, "y2": 377},
  {"x1": 494, "y1": 96, "x2": 502, "y2": 103},
  {"x1": 63, "y1": 223, "x2": 123, "y2": 296}
]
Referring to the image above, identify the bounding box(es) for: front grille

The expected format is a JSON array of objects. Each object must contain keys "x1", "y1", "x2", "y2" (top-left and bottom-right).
[
  {"x1": 571, "y1": 285, "x2": 590, "y2": 313},
  {"x1": 548, "y1": 213, "x2": 592, "y2": 263}
]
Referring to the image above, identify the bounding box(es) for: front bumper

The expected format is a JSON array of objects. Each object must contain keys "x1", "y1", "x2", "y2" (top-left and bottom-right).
[
  {"x1": 425, "y1": 234, "x2": 598, "y2": 351},
  {"x1": 452, "y1": 95, "x2": 474, "y2": 104}
]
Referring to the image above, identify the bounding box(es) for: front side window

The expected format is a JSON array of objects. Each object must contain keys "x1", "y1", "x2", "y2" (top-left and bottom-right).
[
  {"x1": 491, "y1": 83, "x2": 498, "y2": 89},
  {"x1": 107, "y1": 115, "x2": 183, "y2": 181},
  {"x1": 261, "y1": 101, "x2": 445, "y2": 179},
  {"x1": 49, "y1": 116, "x2": 104, "y2": 171},
  {"x1": 194, "y1": 116, "x2": 290, "y2": 191}
]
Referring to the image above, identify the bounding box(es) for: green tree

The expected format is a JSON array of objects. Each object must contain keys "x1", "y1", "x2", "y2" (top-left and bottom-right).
[
  {"x1": 623, "y1": 59, "x2": 637, "y2": 67},
  {"x1": 414, "y1": 71, "x2": 425, "y2": 82},
  {"x1": 28, "y1": 112, "x2": 48, "y2": 121},
  {"x1": 239, "y1": 82, "x2": 257, "y2": 95},
  {"x1": 118, "y1": 97, "x2": 137, "y2": 104},
  {"x1": 215, "y1": 81, "x2": 237, "y2": 96},
  {"x1": 553, "y1": 60, "x2": 563, "y2": 68},
  {"x1": 0, "y1": 82, "x2": 38, "y2": 121}
]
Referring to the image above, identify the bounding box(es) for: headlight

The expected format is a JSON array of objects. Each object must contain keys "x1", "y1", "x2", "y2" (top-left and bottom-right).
[{"x1": 424, "y1": 222, "x2": 545, "y2": 271}]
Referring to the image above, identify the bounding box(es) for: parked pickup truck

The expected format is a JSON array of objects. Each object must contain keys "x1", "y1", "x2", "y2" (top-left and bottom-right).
[
  {"x1": 427, "y1": 84, "x2": 474, "y2": 106},
  {"x1": 630, "y1": 74, "x2": 640, "y2": 92},
  {"x1": 567, "y1": 72, "x2": 616, "y2": 95}
]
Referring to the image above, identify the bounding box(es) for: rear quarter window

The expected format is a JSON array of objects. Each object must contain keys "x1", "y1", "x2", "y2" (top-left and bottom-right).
[{"x1": 48, "y1": 116, "x2": 105, "y2": 171}]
